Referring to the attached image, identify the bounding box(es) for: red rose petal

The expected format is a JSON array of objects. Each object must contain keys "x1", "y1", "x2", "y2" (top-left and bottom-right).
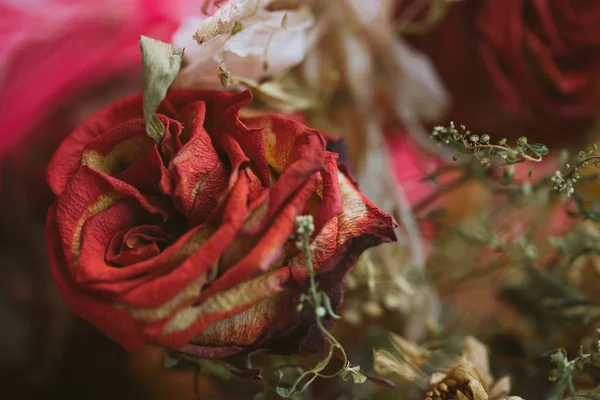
[
  {"x1": 169, "y1": 100, "x2": 229, "y2": 226},
  {"x1": 105, "y1": 225, "x2": 169, "y2": 266},
  {"x1": 199, "y1": 173, "x2": 321, "y2": 300},
  {"x1": 116, "y1": 144, "x2": 173, "y2": 195},
  {"x1": 290, "y1": 171, "x2": 397, "y2": 280},
  {"x1": 313, "y1": 152, "x2": 343, "y2": 235},
  {"x1": 153, "y1": 267, "x2": 291, "y2": 349},
  {"x1": 110, "y1": 170, "x2": 249, "y2": 307},
  {"x1": 46, "y1": 94, "x2": 145, "y2": 196},
  {"x1": 242, "y1": 114, "x2": 328, "y2": 233},
  {"x1": 47, "y1": 204, "x2": 145, "y2": 351},
  {"x1": 160, "y1": 90, "x2": 270, "y2": 187},
  {"x1": 55, "y1": 166, "x2": 171, "y2": 266},
  {"x1": 78, "y1": 221, "x2": 214, "y2": 296}
]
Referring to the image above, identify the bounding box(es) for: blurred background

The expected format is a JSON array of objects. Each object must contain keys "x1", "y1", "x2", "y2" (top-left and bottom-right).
[{"x1": 2, "y1": 0, "x2": 600, "y2": 399}]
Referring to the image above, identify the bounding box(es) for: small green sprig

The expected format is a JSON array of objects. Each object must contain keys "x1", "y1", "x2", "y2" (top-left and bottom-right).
[
  {"x1": 548, "y1": 340, "x2": 600, "y2": 400},
  {"x1": 549, "y1": 224, "x2": 600, "y2": 273},
  {"x1": 275, "y1": 215, "x2": 366, "y2": 398},
  {"x1": 552, "y1": 145, "x2": 600, "y2": 198},
  {"x1": 431, "y1": 122, "x2": 549, "y2": 168}
]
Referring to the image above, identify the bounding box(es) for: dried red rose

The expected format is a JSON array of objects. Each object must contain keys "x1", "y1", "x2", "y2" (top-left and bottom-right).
[
  {"x1": 45, "y1": 89, "x2": 396, "y2": 358},
  {"x1": 399, "y1": 0, "x2": 600, "y2": 146}
]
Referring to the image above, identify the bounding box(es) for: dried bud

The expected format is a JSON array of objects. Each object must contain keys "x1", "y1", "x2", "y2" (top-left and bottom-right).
[
  {"x1": 506, "y1": 151, "x2": 518, "y2": 162},
  {"x1": 517, "y1": 137, "x2": 528, "y2": 147}
]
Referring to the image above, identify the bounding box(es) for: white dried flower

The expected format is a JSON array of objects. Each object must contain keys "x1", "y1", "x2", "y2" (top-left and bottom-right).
[{"x1": 173, "y1": 0, "x2": 314, "y2": 89}]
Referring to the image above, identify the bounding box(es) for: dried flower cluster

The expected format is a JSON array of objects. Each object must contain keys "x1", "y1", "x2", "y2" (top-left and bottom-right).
[{"x1": 374, "y1": 335, "x2": 523, "y2": 400}]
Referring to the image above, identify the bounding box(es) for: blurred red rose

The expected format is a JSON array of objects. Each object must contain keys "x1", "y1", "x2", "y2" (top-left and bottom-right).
[
  {"x1": 46, "y1": 89, "x2": 396, "y2": 357},
  {"x1": 398, "y1": 0, "x2": 600, "y2": 146},
  {"x1": 479, "y1": 1, "x2": 600, "y2": 126}
]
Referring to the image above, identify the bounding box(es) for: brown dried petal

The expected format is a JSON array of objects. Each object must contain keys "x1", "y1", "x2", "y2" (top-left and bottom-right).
[
  {"x1": 462, "y1": 336, "x2": 493, "y2": 388},
  {"x1": 373, "y1": 348, "x2": 428, "y2": 390},
  {"x1": 488, "y1": 376, "x2": 512, "y2": 400}
]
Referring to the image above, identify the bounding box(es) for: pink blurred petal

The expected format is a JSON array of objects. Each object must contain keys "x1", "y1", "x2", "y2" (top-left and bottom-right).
[
  {"x1": 386, "y1": 132, "x2": 443, "y2": 206},
  {"x1": 0, "y1": 0, "x2": 226, "y2": 157}
]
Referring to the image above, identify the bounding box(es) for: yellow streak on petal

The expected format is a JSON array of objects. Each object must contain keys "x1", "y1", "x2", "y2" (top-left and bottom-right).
[
  {"x1": 81, "y1": 135, "x2": 151, "y2": 175},
  {"x1": 173, "y1": 226, "x2": 216, "y2": 260},
  {"x1": 191, "y1": 295, "x2": 280, "y2": 346},
  {"x1": 161, "y1": 270, "x2": 287, "y2": 335},
  {"x1": 337, "y1": 172, "x2": 368, "y2": 245},
  {"x1": 190, "y1": 163, "x2": 222, "y2": 203},
  {"x1": 262, "y1": 120, "x2": 291, "y2": 174},
  {"x1": 117, "y1": 227, "x2": 216, "y2": 322},
  {"x1": 243, "y1": 198, "x2": 269, "y2": 232},
  {"x1": 71, "y1": 194, "x2": 120, "y2": 264},
  {"x1": 315, "y1": 181, "x2": 324, "y2": 198},
  {"x1": 122, "y1": 268, "x2": 216, "y2": 322}
]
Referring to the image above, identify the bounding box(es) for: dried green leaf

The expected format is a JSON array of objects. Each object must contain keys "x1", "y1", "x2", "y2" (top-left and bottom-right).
[
  {"x1": 140, "y1": 35, "x2": 184, "y2": 142},
  {"x1": 340, "y1": 367, "x2": 367, "y2": 384}
]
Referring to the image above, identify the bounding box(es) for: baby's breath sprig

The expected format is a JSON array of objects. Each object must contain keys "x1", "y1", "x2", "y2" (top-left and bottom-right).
[
  {"x1": 275, "y1": 215, "x2": 366, "y2": 398},
  {"x1": 548, "y1": 339, "x2": 600, "y2": 400},
  {"x1": 431, "y1": 122, "x2": 549, "y2": 168}
]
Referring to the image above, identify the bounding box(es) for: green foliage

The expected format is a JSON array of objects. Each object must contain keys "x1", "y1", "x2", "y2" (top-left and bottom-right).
[
  {"x1": 552, "y1": 145, "x2": 600, "y2": 198},
  {"x1": 548, "y1": 343, "x2": 600, "y2": 400},
  {"x1": 275, "y1": 215, "x2": 366, "y2": 398},
  {"x1": 431, "y1": 122, "x2": 548, "y2": 168}
]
